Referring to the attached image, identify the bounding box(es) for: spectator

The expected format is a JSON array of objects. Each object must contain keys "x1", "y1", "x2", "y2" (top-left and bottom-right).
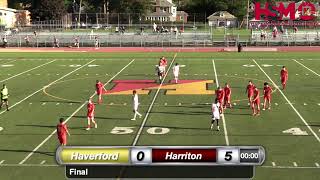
[
  {"x1": 2, "y1": 36, "x2": 8, "y2": 48},
  {"x1": 24, "y1": 35, "x2": 30, "y2": 47},
  {"x1": 293, "y1": 26, "x2": 298, "y2": 33},
  {"x1": 53, "y1": 36, "x2": 59, "y2": 48},
  {"x1": 153, "y1": 23, "x2": 157, "y2": 33}
]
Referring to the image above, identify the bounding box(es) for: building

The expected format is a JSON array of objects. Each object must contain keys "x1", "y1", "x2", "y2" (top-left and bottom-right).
[
  {"x1": 0, "y1": 0, "x2": 30, "y2": 29},
  {"x1": 0, "y1": 0, "x2": 7, "y2": 8},
  {"x1": 146, "y1": 0, "x2": 188, "y2": 22},
  {"x1": 0, "y1": 7, "x2": 17, "y2": 28},
  {"x1": 207, "y1": 11, "x2": 238, "y2": 28}
]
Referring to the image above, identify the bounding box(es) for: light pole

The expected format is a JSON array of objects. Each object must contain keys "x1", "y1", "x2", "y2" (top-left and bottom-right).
[{"x1": 78, "y1": 0, "x2": 82, "y2": 28}]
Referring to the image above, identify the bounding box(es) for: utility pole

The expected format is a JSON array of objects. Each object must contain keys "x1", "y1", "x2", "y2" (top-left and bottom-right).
[
  {"x1": 103, "y1": 0, "x2": 107, "y2": 14},
  {"x1": 78, "y1": 0, "x2": 82, "y2": 27},
  {"x1": 246, "y1": 0, "x2": 250, "y2": 29}
]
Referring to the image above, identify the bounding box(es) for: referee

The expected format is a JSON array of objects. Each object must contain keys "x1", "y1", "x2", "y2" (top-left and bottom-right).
[{"x1": 0, "y1": 84, "x2": 9, "y2": 111}]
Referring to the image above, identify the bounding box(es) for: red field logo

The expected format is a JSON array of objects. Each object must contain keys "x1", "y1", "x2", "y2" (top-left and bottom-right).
[
  {"x1": 106, "y1": 80, "x2": 215, "y2": 95},
  {"x1": 255, "y1": 2, "x2": 317, "y2": 21}
]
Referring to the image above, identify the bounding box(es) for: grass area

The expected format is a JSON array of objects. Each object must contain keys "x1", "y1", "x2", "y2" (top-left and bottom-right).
[{"x1": 0, "y1": 52, "x2": 319, "y2": 180}]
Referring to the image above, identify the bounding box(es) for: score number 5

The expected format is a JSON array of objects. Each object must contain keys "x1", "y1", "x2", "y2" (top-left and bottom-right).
[{"x1": 217, "y1": 148, "x2": 239, "y2": 164}]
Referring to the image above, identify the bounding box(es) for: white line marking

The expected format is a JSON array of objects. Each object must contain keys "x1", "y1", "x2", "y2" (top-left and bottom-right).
[
  {"x1": 0, "y1": 160, "x2": 5, "y2": 164},
  {"x1": 132, "y1": 54, "x2": 177, "y2": 146},
  {"x1": 0, "y1": 60, "x2": 95, "y2": 115},
  {"x1": 315, "y1": 163, "x2": 319, "y2": 167},
  {"x1": 272, "y1": 162, "x2": 276, "y2": 167},
  {"x1": 253, "y1": 59, "x2": 320, "y2": 143},
  {"x1": 40, "y1": 160, "x2": 46, "y2": 164},
  {"x1": 293, "y1": 59, "x2": 320, "y2": 77},
  {"x1": 212, "y1": 59, "x2": 229, "y2": 146},
  {"x1": 0, "y1": 60, "x2": 55, "y2": 83},
  {"x1": 262, "y1": 166, "x2": 319, "y2": 169},
  {"x1": 293, "y1": 162, "x2": 298, "y2": 167},
  {"x1": 18, "y1": 59, "x2": 135, "y2": 164}
]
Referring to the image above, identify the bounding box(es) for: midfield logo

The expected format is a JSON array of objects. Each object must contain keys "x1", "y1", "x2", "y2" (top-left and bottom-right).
[
  {"x1": 106, "y1": 80, "x2": 215, "y2": 95},
  {"x1": 255, "y1": 2, "x2": 318, "y2": 21}
]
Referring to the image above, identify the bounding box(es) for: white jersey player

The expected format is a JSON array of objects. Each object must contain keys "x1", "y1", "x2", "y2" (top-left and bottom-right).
[
  {"x1": 172, "y1": 63, "x2": 180, "y2": 83},
  {"x1": 157, "y1": 64, "x2": 165, "y2": 83},
  {"x1": 211, "y1": 99, "x2": 220, "y2": 131},
  {"x1": 131, "y1": 90, "x2": 142, "y2": 121}
]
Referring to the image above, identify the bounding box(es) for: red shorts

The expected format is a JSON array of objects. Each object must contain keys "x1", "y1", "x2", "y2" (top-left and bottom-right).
[
  {"x1": 224, "y1": 97, "x2": 231, "y2": 103},
  {"x1": 248, "y1": 93, "x2": 253, "y2": 99},
  {"x1": 58, "y1": 135, "x2": 67, "y2": 145},
  {"x1": 96, "y1": 89, "x2": 103, "y2": 95},
  {"x1": 264, "y1": 96, "x2": 271, "y2": 101},
  {"x1": 87, "y1": 113, "x2": 94, "y2": 119},
  {"x1": 254, "y1": 99, "x2": 260, "y2": 105},
  {"x1": 218, "y1": 98, "x2": 224, "y2": 104},
  {"x1": 281, "y1": 77, "x2": 287, "y2": 84}
]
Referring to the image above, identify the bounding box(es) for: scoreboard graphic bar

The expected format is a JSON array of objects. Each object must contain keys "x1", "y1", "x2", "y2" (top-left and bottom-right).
[{"x1": 56, "y1": 146, "x2": 265, "y2": 166}]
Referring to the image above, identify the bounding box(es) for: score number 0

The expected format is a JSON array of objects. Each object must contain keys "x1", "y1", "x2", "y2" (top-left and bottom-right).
[{"x1": 131, "y1": 148, "x2": 152, "y2": 164}]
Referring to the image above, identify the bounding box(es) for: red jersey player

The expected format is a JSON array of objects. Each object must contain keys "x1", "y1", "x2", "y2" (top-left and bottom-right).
[
  {"x1": 280, "y1": 66, "x2": 288, "y2": 90},
  {"x1": 56, "y1": 118, "x2": 70, "y2": 146},
  {"x1": 246, "y1": 81, "x2": 255, "y2": 106},
  {"x1": 86, "y1": 98, "x2": 97, "y2": 130},
  {"x1": 216, "y1": 87, "x2": 225, "y2": 113},
  {"x1": 96, "y1": 80, "x2": 106, "y2": 104},
  {"x1": 223, "y1": 83, "x2": 232, "y2": 109},
  {"x1": 251, "y1": 87, "x2": 261, "y2": 116},
  {"x1": 263, "y1": 82, "x2": 273, "y2": 110}
]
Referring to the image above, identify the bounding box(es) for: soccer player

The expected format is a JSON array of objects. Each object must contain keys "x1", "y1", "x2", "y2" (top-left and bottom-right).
[
  {"x1": 246, "y1": 81, "x2": 255, "y2": 106},
  {"x1": 280, "y1": 66, "x2": 288, "y2": 90},
  {"x1": 157, "y1": 62, "x2": 165, "y2": 83},
  {"x1": 223, "y1": 83, "x2": 232, "y2": 109},
  {"x1": 251, "y1": 87, "x2": 261, "y2": 116},
  {"x1": 0, "y1": 84, "x2": 9, "y2": 111},
  {"x1": 216, "y1": 87, "x2": 225, "y2": 114},
  {"x1": 131, "y1": 90, "x2": 142, "y2": 121},
  {"x1": 263, "y1": 82, "x2": 273, "y2": 110},
  {"x1": 56, "y1": 118, "x2": 70, "y2": 146},
  {"x1": 74, "y1": 36, "x2": 80, "y2": 48},
  {"x1": 86, "y1": 98, "x2": 97, "y2": 130},
  {"x1": 95, "y1": 80, "x2": 106, "y2": 104},
  {"x1": 53, "y1": 36, "x2": 59, "y2": 48},
  {"x1": 211, "y1": 99, "x2": 220, "y2": 131},
  {"x1": 94, "y1": 36, "x2": 99, "y2": 49},
  {"x1": 161, "y1": 56, "x2": 168, "y2": 71},
  {"x1": 172, "y1": 63, "x2": 180, "y2": 84}
]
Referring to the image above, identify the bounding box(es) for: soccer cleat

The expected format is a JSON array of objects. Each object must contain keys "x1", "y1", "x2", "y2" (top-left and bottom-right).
[
  {"x1": 268, "y1": 107, "x2": 271, "y2": 110},
  {"x1": 217, "y1": 126, "x2": 220, "y2": 131},
  {"x1": 131, "y1": 118, "x2": 136, "y2": 121},
  {"x1": 262, "y1": 108, "x2": 266, "y2": 111},
  {"x1": 86, "y1": 127, "x2": 90, "y2": 131},
  {"x1": 94, "y1": 124, "x2": 98, "y2": 128}
]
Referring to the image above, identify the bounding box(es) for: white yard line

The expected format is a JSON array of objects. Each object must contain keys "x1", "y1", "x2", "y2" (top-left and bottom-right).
[
  {"x1": 0, "y1": 60, "x2": 56, "y2": 83},
  {"x1": 132, "y1": 54, "x2": 177, "y2": 146},
  {"x1": 0, "y1": 59, "x2": 17, "y2": 65},
  {"x1": 262, "y1": 166, "x2": 319, "y2": 169},
  {"x1": 293, "y1": 59, "x2": 320, "y2": 77},
  {"x1": 252, "y1": 59, "x2": 320, "y2": 143},
  {"x1": 0, "y1": 60, "x2": 95, "y2": 116},
  {"x1": 18, "y1": 59, "x2": 135, "y2": 165},
  {"x1": 212, "y1": 59, "x2": 230, "y2": 146}
]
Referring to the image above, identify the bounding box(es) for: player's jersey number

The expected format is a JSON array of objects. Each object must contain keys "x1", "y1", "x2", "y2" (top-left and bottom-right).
[{"x1": 110, "y1": 126, "x2": 170, "y2": 135}]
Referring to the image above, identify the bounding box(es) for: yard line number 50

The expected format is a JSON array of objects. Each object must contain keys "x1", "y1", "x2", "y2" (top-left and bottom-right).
[{"x1": 110, "y1": 127, "x2": 170, "y2": 135}]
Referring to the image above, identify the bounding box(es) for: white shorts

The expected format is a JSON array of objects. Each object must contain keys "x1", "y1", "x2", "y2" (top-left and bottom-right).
[
  {"x1": 174, "y1": 72, "x2": 179, "y2": 77},
  {"x1": 133, "y1": 104, "x2": 139, "y2": 111}
]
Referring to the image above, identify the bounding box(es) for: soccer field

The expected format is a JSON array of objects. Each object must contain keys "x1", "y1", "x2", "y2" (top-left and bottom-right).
[{"x1": 0, "y1": 51, "x2": 319, "y2": 180}]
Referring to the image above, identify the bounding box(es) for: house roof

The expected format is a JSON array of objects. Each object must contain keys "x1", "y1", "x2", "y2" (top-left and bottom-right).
[
  {"x1": 177, "y1": 11, "x2": 188, "y2": 16},
  {"x1": 207, "y1": 11, "x2": 237, "y2": 20},
  {"x1": 147, "y1": 12, "x2": 172, "y2": 17},
  {"x1": 153, "y1": 0, "x2": 174, "y2": 7}
]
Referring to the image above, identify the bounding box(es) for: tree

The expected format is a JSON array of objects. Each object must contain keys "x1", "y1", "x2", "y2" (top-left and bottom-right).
[{"x1": 31, "y1": 0, "x2": 67, "y2": 21}]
